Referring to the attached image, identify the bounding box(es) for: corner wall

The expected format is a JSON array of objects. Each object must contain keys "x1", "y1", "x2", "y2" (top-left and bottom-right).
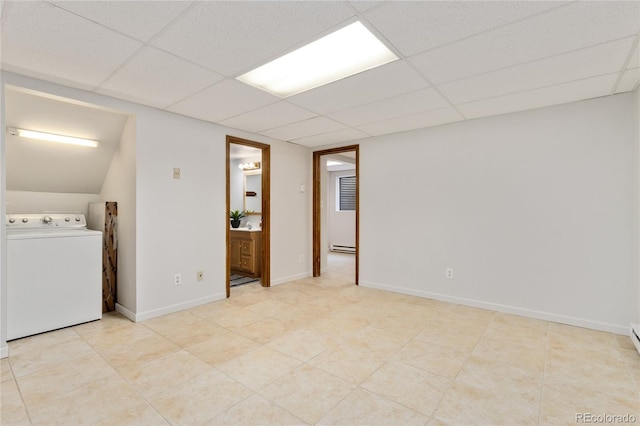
[
  {"x1": 100, "y1": 115, "x2": 136, "y2": 314},
  {"x1": 359, "y1": 93, "x2": 635, "y2": 334}
]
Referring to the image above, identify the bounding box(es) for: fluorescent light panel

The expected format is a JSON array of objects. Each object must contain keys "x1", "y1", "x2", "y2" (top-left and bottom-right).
[
  {"x1": 326, "y1": 160, "x2": 343, "y2": 166},
  {"x1": 237, "y1": 21, "x2": 398, "y2": 97},
  {"x1": 8, "y1": 127, "x2": 99, "y2": 148}
]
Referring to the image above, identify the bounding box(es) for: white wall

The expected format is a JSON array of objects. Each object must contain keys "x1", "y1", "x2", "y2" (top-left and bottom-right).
[
  {"x1": 6, "y1": 191, "x2": 102, "y2": 216},
  {"x1": 99, "y1": 115, "x2": 136, "y2": 313},
  {"x1": 0, "y1": 71, "x2": 312, "y2": 326},
  {"x1": 328, "y1": 169, "x2": 356, "y2": 248},
  {"x1": 1, "y1": 79, "x2": 7, "y2": 357},
  {"x1": 359, "y1": 93, "x2": 635, "y2": 334},
  {"x1": 634, "y1": 88, "x2": 640, "y2": 327}
]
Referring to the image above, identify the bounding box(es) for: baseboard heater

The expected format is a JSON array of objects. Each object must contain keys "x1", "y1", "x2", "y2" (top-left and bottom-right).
[
  {"x1": 631, "y1": 324, "x2": 640, "y2": 355},
  {"x1": 330, "y1": 244, "x2": 356, "y2": 254}
]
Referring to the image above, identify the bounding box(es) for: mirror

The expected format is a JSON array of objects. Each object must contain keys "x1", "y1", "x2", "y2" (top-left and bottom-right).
[{"x1": 244, "y1": 172, "x2": 261, "y2": 213}]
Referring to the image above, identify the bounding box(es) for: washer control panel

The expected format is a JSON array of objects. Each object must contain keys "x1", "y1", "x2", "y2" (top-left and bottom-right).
[{"x1": 5, "y1": 213, "x2": 88, "y2": 230}]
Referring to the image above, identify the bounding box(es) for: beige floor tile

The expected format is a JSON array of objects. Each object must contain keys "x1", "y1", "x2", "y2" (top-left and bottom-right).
[
  {"x1": 433, "y1": 355, "x2": 542, "y2": 424},
  {"x1": 275, "y1": 305, "x2": 332, "y2": 328},
  {"x1": 1, "y1": 379, "x2": 31, "y2": 426},
  {"x1": 414, "y1": 322, "x2": 481, "y2": 354},
  {"x1": 72, "y1": 312, "x2": 133, "y2": 337},
  {"x1": 98, "y1": 334, "x2": 180, "y2": 371},
  {"x1": 212, "y1": 308, "x2": 266, "y2": 329},
  {"x1": 184, "y1": 331, "x2": 261, "y2": 366},
  {"x1": 540, "y1": 383, "x2": 640, "y2": 425},
  {"x1": 482, "y1": 321, "x2": 549, "y2": 350},
  {"x1": 268, "y1": 327, "x2": 332, "y2": 362},
  {"x1": 471, "y1": 336, "x2": 546, "y2": 374},
  {"x1": 318, "y1": 387, "x2": 430, "y2": 425},
  {"x1": 142, "y1": 310, "x2": 203, "y2": 334},
  {"x1": 1, "y1": 357, "x2": 14, "y2": 383},
  {"x1": 490, "y1": 312, "x2": 551, "y2": 333},
  {"x1": 8, "y1": 327, "x2": 79, "y2": 353},
  {"x1": 82, "y1": 321, "x2": 157, "y2": 352},
  {"x1": 208, "y1": 394, "x2": 305, "y2": 425},
  {"x1": 156, "y1": 319, "x2": 228, "y2": 347},
  {"x1": 335, "y1": 325, "x2": 413, "y2": 359},
  {"x1": 545, "y1": 349, "x2": 635, "y2": 400},
  {"x1": 189, "y1": 299, "x2": 246, "y2": 321},
  {"x1": 260, "y1": 364, "x2": 355, "y2": 424},
  {"x1": 117, "y1": 349, "x2": 214, "y2": 398},
  {"x1": 217, "y1": 346, "x2": 302, "y2": 391},
  {"x1": 246, "y1": 299, "x2": 292, "y2": 317},
  {"x1": 361, "y1": 361, "x2": 451, "y2": 416},
  {"x1": 393, "y1": 339, "x2": 468, "y2": 379},
  {"x1": 149, "y1": 370, "x2": 253, "y2": 425},
  {"x1": 309, "y1": 345, "x2": 386, "y2": 385},
  {"x1": 234, "y1": 317, "x2": 295, "y2": 344},
  {"x1": 305, "y1": 316, "x2": 369, "y2": 339},
  {"x1": 8, "y1": 334, "x2": 95, "y2": 378},
  {"x1": 615, "y1": 334, "x2": 637, "y2": 351},
  {"x1": 15, "y1": 353, "x2": 118, "y2": 408},
  {"x1": 27, "y1": 377, "x2": 149, "y2": 425},
  {"x1": 548, "y1": 323, "x2": 619, "y2": 356}
]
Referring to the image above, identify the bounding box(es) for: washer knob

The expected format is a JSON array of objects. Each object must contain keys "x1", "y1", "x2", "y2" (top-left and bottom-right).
[
  {"x1": 43, "y1": 216, "x2": 52, "y2": 224},
  {"x1": 8, "y1": 218, "x2": 15, "y2": 223},
  {"x1": 75, "y1": 217, "x2": 81, "y2": 222},
  {"x1": 22, "y1": 218, "x2": 28, "y2": 223},
  {"x1": 65, "y1": 217, "x2": 70, "y2": 222}
]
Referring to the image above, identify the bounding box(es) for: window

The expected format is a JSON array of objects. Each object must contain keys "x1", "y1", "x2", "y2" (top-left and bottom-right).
[{"x1": 337, "y1": 175, "x2": 356, "y2": 211}]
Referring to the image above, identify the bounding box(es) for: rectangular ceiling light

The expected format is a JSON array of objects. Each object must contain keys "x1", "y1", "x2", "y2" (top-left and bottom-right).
[
  {"x1": 7, "y1": 127, "x2": 99, "y2": 148},
  {"x1": 237, "y1": 21, "x2": 398, "y2": 98}
]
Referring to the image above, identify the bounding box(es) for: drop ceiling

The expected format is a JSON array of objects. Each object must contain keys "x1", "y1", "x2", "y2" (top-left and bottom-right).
[{"x1": 1, "y1": 1, "x2": 638, "y2": 148}]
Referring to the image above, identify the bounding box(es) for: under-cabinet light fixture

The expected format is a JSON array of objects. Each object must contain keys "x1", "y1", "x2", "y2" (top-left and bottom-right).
[
  {"x1": 7, "y1": 127, "x2": 99, "y2": 148},
  {"x1": 236, "y1": 21, "x2": 398, "y2": 97}
]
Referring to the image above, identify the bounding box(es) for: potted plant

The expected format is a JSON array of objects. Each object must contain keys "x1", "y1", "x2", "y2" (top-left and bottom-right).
[{"x1": 230, "y1": 210, "x2": 245, "y2": 228}]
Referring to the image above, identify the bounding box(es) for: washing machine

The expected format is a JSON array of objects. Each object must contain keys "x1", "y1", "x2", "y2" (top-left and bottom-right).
[{"x1": 6, "y1": 213, "x2": 102, "y2": 340}]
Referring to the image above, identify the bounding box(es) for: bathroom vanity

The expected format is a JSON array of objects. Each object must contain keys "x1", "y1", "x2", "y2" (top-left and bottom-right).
[{"x1": 230, "y1": 229, "x2": 261, "y2": 278}]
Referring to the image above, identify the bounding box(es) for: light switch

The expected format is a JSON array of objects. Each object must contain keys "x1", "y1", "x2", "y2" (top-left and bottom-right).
[{"x1": 173, "y1": 168, "x2": 181, "y2": 179}]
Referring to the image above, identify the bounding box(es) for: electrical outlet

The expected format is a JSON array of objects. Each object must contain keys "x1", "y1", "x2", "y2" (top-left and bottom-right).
[
  {"x1": 299, "y1": 254, "x2": 304, "y2": 263},
  {"x1": 446, "y1": 268, "x2": 454, "y2": 280},
  {"x1": 197, "y1": 271, "x2": 204, "y2": 282},
  {"x1": 174, "y1": 273, "x2": 182, "y2": 286},
  {"x1": 173, "y1": 168, "x2": 181, "y2": 179}
]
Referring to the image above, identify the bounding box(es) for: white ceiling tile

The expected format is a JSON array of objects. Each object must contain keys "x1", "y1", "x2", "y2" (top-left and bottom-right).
[
  {"x1": 410, "y1": 1, "x2": 640, "y2": 84},
  {"x1": 291, "y1": 128, "x2": 369, "y2": 147},
  {"x1": 357, "y1": 107, "x2": 463, "y2": 136},
  {"x1": 364, "y1": 1, "x2": 564, "y2": 57},
  {"x1": 288, "y1": 60, "x2": 428, "y2": 114},
  {"x1": 328, "y1": 87, "x2": 449, "y2": 126},
  {"x1": 168, "y1": 79, "x2": 279, "y2": 123},
  {"x1": 0, "y1": 1, "x2": 142, "y2": 89},
  {"x1": 349, "y1": 1, "x2": 385, "y2": 13},
  {"x1": 628, "y1": 43, "x2": 639, "y2": 69},
  {"x1": 458, "y1": 73, "x2": 618, "y2": 119},
  {"x1": 438, "y1": 37, "x2": 634, "y2": 104},
  {"x1": 152, "y1": 1, "x2": 355, "y2": 76},
  {"x1": 615, "y1": 68, "x2": 639, "y2": 93},
  {"x1": 219, "y1": 101, "x2": 317, "y2": 133},
  {"x1": 97, "y1": 47, "x2": 223, "y2": 108},
  {"x1": 51, "y1": 1, "x2": 192, "y2": 42},
  {"x1": 261, "y1": 117, "x2": 346, "y2": 141}
]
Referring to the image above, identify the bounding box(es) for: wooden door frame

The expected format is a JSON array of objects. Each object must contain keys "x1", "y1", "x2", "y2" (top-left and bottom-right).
[
  {"x1": 313, "y1": 145, "x2": 359, "y2": 284},
  {"x1": 226, "y1": 136, "x2": 271, "y2": 298}
]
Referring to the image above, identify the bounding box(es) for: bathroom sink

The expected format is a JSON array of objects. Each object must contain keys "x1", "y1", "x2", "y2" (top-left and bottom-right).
[{"x1": 230, "y1": 227, "x2": 261, "y2": 232}]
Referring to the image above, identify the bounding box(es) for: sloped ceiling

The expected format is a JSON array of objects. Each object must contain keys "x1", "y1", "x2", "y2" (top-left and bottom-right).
[
  {"x1": 5, "y1": 87, "x2": 129, "y2": 193},
  {"x1": 1, "y1": 1, "x2": 639, "y2": 148}
]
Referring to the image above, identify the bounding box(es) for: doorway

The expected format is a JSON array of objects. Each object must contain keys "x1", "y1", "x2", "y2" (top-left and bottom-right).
[
  {"x1": 226, "y1": 136, "x2": 271, "y2": 298},
  {"x1": 313, "y1": 145, "x2": 359, "y2": 284}
]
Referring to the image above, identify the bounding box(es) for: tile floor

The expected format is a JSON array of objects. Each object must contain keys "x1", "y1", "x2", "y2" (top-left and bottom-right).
[{"x1": 2, "y1": 253, "x2": 639, "y2": 425}]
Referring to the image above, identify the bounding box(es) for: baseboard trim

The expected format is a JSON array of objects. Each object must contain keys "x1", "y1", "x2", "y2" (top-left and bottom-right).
[
  {"x1": 360, "y1": 280, "x2": 629, "y2": 335},
  {"x1": 270, "y1": 271, "x2": 312, "y2": 286},
  {"x1": 631, "y1": 323, "x2": 640, "y2": 355},
  {"x1": 116, "y1": 293, "x2": 226, "y2": 322},
  {"x1": 0, "y1": 343, "x2": 8, "y2": 359}
]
